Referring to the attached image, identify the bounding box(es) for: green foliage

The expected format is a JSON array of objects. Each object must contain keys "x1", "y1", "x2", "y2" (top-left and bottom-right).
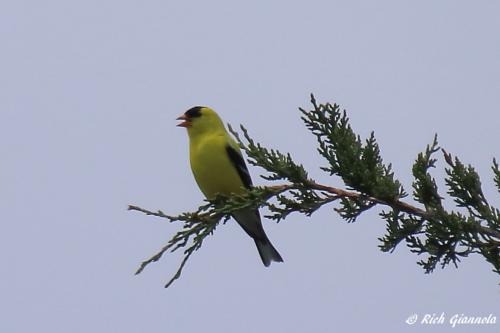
[
  {"x1": 128, "y1": 204, "x2": 224, "y2": 288},
  {"x1": 411, "y1": 135, "x2": 442, "y2": 210},
  {"x1": 228, "y1": 124, "x2": 309, "y2": 184},
  {"x1": 300, "y1": 96, "x2": 406, "y2": 202},
  {"x1": 130, "y1": 95, "x2": 500, "y2": 287},
  {"x1": 493, "y1": 159, "x2": 500, "y2": 191}
]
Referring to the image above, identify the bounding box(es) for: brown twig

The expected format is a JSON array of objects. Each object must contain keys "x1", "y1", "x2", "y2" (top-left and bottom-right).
[
  {"x1": 128, "y1": 205, "x2": 175, "y2": 220},
  {"x1": 266, "y1": 181, "x2": 500, "y2": 240}
]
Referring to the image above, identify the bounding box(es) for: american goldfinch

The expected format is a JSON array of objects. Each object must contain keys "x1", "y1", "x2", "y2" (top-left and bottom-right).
[{"x1": 177, "y1": 106, "x2": 283, "y2": 266}]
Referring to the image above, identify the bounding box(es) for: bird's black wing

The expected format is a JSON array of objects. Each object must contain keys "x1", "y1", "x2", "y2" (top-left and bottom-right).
[{"x1": 225, "y1": 144, "x2": 253, "y2": 189}]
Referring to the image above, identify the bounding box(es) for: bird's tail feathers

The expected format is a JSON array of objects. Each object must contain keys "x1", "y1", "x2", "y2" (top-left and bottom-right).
[{"x1": 255, "y1": 238, "x2": 283, "y2": 267}]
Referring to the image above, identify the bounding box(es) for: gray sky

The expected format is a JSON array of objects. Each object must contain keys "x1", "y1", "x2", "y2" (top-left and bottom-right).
[{"x1": 2, "y1": 1, "x2": 499, "y2": 332}]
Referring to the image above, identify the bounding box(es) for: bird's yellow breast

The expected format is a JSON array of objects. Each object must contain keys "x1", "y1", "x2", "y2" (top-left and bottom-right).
[{"x1": 189, "y1": 133, "x2": 246, "y2": 200}]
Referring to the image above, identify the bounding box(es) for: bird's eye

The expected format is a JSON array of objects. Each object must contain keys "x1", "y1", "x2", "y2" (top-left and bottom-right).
[{"x1": 185, "y1": 106, "x2": 203, "y2": 118}]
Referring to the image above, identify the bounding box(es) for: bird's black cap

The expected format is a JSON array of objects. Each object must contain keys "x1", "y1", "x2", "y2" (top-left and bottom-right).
[{"x1": 184, "y1": 106, "x2": 204, "y2": 118}]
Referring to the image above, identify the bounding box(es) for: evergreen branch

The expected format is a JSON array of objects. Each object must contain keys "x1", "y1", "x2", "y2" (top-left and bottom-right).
[
  {"x1": 228, "y1": 124, "x2": 309, "y2": 184},
  {"x1": 131, "y1": 173, "x2": 499, "y2": 286},
  {"x1": 128, "y1": 204, "x2": 224, "y2": 288},
  {"x1": 493, "y1": 159, "x2": 500, "y2": 192},
  {"x1": 130, "y1": 95, "x2": 500, "y2": 287},
  {"x1": 263, "y1": 181, "x2": 499, "y2": 239},
  {"x1": 299, "y1": 94, "x2": 406, "y2": 201},
  {"x1": 228, "y1": 95, "x2": 499, "y2": 274},
  {"x1": 128, "y1": 205, "x2": 176, "y2": 220},
  {"x1": 412, "y1": 134, "x2": 443, "y2": 210}
]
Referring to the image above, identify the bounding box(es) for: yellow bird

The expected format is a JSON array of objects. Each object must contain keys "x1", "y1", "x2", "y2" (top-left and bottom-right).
[{"x1": 177, "y1": 106, "x2": 283, "y2": 266}]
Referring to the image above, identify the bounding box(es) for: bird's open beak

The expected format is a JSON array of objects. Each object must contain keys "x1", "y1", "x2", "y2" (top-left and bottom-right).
[{"x1": 176, "y1": 114, "x2": 191, "y2": 128}]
